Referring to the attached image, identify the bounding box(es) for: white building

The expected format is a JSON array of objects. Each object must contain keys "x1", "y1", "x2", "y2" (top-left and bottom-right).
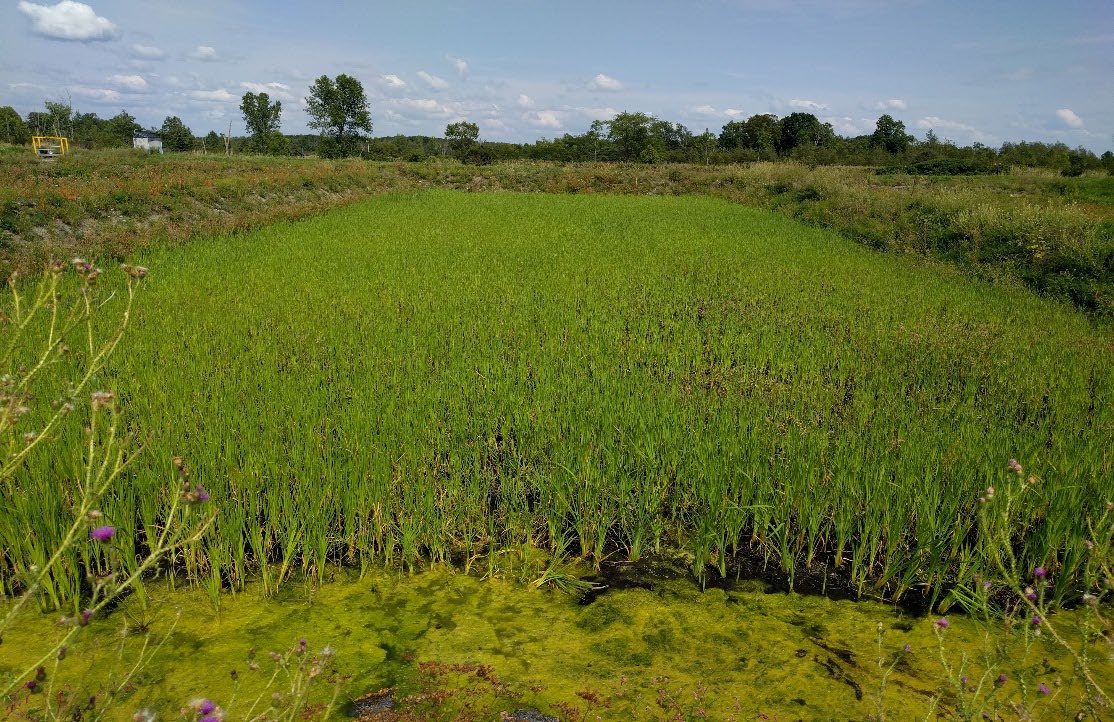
[{"x1": 133, "y1": 131, "x2": 163, "y2": 154}]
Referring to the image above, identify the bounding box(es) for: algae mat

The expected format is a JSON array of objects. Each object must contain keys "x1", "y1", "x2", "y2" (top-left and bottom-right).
[{"x1": 3, "y1": 567, "x2": 1106, "y2": 720}]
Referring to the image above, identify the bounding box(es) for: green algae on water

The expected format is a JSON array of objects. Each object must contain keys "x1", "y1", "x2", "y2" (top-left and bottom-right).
[{"x1": 3, "y1": 566, "x2": 1109, "y2": 720}]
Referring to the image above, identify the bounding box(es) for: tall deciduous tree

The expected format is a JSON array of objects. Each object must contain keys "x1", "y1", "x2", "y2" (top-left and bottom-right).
[
  {"x1": 160, "y1": 116, "x2": 194, "y2": 152},
  {"x1": 445, "y1": 121, "x2": 479, "y2": 160},
  {"x1": 240, "y1": 92, "x2": 286, "y2": 154},
  {"x1": 870, "y1": 114, "x2": 913, "y2": 154},
  {"x1": 305, "y1": 74, "x2": 372, "y2": 157},
  {"x1": 0, "y1": 106, "x2": 30, "y2": 144}
]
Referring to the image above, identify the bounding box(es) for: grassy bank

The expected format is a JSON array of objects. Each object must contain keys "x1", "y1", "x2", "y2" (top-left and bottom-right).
[
  {"x1": 4, "y1": 192, "x2": 1110, "y2": 612},
  {"x1": 2, "y1": 148, "x2": 1112, "y2": 316}
]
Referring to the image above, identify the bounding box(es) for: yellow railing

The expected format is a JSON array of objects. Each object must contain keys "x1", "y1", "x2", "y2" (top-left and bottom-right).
[{"x1": 31, "y1": 136, "x2": 70, "y2": 156}]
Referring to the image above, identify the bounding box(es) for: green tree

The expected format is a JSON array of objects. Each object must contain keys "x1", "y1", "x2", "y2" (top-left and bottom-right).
[
  {"x1": 305, "y1": 74, "x2": 372, "y2": 158},
  {"x1": 690, "y1": 129, "x2": 717, "y2": 164},
  {"x1": 160, "y1": 116, "x2": 194, "y2": 152},
  {"x1": 778, "y1": 112, "x2": 831, "y2": 154},
  {"x1": 105, "y1": 111, "x2": 142, "y2": 147},
  {"x1": 1101, "y1": 151, "x2": 1114, "y2": 175},
  {"x1": 606, "y1": 112, "x2": 655, "y2": 162},
  {"x1": 0, "y1": 106, "x2": 30, "y2": 144},
  {"x1": 870, "y1": 114, "x2": 913, "y2": 154},
  {"x1": 240, "y1": 92, "x2": 286, "y2": 154},
  {"x1": 445, "y1": 120, "x2": 480, "y2": 161},
  {"x1": 719, "y1": 114, "x2": 781, "y2": 159}
]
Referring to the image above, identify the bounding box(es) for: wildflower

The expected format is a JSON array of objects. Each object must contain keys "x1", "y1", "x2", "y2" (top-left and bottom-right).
[
  {"x1": 978, "y1": 497, "x2": 986, "y2": 503},
  {"x1": 1007, "y1": 458, "x2": 1023, "y2": 474},
  {"x1": 132, "y1": 710, "x2": 155, "y2": 722},
  {"x1": 935, "y1": 618, "x2": 949, "y2": 628},
  {"x1": 1032, "y1": 616, "x2": 1041, "y2": 626},
  {"x1": 24, "y1": 679, "x2": 37, "y2": 692},
  {"x1": 23, "y1": 431, "x2": 37, "y2": 443},
  {"x1": 1037, "y1": 683, "x2": 1051, "y2": 695},
  {"x1": 985, "y1": 486, "x2": 994, "y2": 498},
  {"x1": 200, "y1": 716, "x2": 220, "y2": 722},
  {"x1": 902, "y1": 644, "x2": 911, "y2": 652},
  {"x1": 1025, "y1": 587, "x2": 1037, "y2": 601},
  {"x1": 90, "y1": 390, "x2": 115, "y2": 410},
  {"x1": 996, "y1": 674, "x2": 1007, "y2": 684},
  {"x1": 1083, "y1": 540, "x2": 1094, "y2": 550},
  {"x1": 57, "y1": 647, "x2": 66, "y2": 661},
  {"x1": 199, "y1": 700, "x2": 216, "y2": 715},
  {"x1": 982, "y1": 581, "x2": 992, "y2": 590},
  {"x1": 961, "y1": 675, "x2": 968, "y2": 684},
  {"x1": 1033, "y1": 567, "x2": 1047, "y2": 579},
  {"x1": 299, "y1": 638, "x2": 307, "y2": 648},
  {"x1": 90, "y1": 526, "x2": 115, "y2": 541},
  {"x1": 79, "y1": 610, "x2": 93, "y2": 626}
]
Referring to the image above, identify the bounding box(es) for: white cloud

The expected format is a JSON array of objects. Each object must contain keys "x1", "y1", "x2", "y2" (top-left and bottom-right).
[
  {"x1": 517, "y1": 94, "x2": 534, "y2": 109},
  {"x1": 189, "y1": 46, "x2": 218, "y2": 61},
  {"x1": 395, "y1": 98, "x2": 454, "y2": 117},
  {"x1": 1055, "y1": 108, "x2": 1084, "y2": 128},
  {"x1": 525, "y1": 110, "x2": 562, "y2": 129},
  {"x1": 589, "y1": 73, "x2": 623, "y2": 92},
  {"x1": 417, "y1": 71, "x2": 449, "y2": 90},
  {"x1": 188, "y1": 89, "x2": 235, "y2": 102},
  {"x1": 690, "y1": 104, "x2": 718, "y2": 116},
  {"x1": 130, "y1": 43, "x2": 164, "y2": 60},
  {"x1": 873, "y1": 99, "x2": 907, "y2": 111},
  {"x1": 788, "y1": 99, "x2": 829, "y2": 111},
  {"x1": 380, "y1": 74, "x2": 406, "y2": 89},
  {"x1": 17, "y1": 1, "x2": 117, "y2": 41},
  {"x1": 724, "y1": 108, "x2": 745, "y2": 119},
  {"x1": 109, "y1": 74, "x2": 148, "y2": 91},
  {"x1": 448, "y1": 55, "x2": 469, "y2": 78},
  {"x1": 240, "y1": 81, "x2": 294, "y2": 102},
  {"x1": 915, "y1": 116, "x2": 993, "y2": 142},
  {"x1": 577, "y1": 106, "x2": 618, "y2": 120},
  {"x1": 824, "y1": 116, "x2": 872, "y2": 136},
  {"x1": 72, "y1": 86, "x2": 121, "y2": 102}
]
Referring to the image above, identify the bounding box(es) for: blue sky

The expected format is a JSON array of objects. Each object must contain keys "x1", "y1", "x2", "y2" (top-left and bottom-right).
[{"x1": 2, "y1": 0, "x2": 1111, "y2": 150}]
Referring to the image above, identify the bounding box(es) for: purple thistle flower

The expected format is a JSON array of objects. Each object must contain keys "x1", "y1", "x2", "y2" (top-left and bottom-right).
[
  {"x1": 1037, "y1": 683, "x2": 1051, "y2": 695},
  {"x1": 199, "y1": 700, "x2": 215, "y2": 715},
  {"x1": 200, "y1": 716, "x2": 221, "y2": 722},
  {"x1": 935, "y1": 618, "x2": 950, "y2": 628},
  {"x1": 902, "y1": 644, "x2": 911, "y2": 652},
  {"x1": 1033, "y1": 567, "x2": 1047, "y2": 579},
  {"x1": 982, "y1": 581, "x2": 992, "y2": 590},
  {"x1": 1032, "y1": 616, "x2": 1041, "y2": 626},
  {"x1": 961, "y1": 675, "x2": 968, "y2": 684},
  {"x1": 196, "y1": 484, "x2": 210, "y2": 502},
  {"x1": 299, "y1": 638, "x2": 307, "y2": 647},
  {"x1": 90, "y1": 525, "x2": 115, "y2": 541},
  {"x1": 1007, "y1": 458, "x2": 1023, "y2": 474},
  {"x1": 24, "y1": 680, "x2": 37, "y2": 692},
  {"x1": 79, "y1": 609, "x2": 94, "y2": 626},
  {"x1": 997, "y1": 674, "x2": 1008, "y2": 684}
]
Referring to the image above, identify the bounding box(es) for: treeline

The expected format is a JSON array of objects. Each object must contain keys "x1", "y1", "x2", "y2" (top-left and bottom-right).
[{"x1": 2, "y1": 98, "x2": 1111, "y2": 176}]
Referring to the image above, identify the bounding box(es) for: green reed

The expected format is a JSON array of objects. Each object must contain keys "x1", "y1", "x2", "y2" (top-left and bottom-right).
[{"x1": 1, "y1": 191, "x2": 1110, "y2": 611}]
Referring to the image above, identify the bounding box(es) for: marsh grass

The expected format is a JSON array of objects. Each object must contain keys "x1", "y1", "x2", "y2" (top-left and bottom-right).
[
  {"x1": 2, "y1": 191, "x2": 1108, "y2": 614},
  {"x1": 2, "y1": 150, "x2": 1112, "y2": 315}
]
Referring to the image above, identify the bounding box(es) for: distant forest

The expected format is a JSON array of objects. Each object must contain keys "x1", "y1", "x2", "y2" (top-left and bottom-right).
[{"x1": 2, "y1": 99, "x2": 1111, "y2": 177}]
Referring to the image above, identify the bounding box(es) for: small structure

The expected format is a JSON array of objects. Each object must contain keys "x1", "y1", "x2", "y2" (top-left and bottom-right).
[
  {"x1": 32, "y1": 135, "x2": 69, "y2": 159},
  {"x1": 133, "y1": 131, "x2": 163, "y2": 154}
]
